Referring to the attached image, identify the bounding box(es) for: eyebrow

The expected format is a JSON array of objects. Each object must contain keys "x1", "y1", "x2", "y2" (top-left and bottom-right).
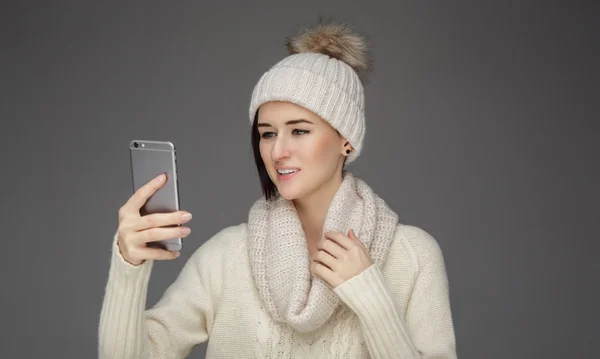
[{"x1": 257, "y1": 119, "x2": 314, "y2": 127}]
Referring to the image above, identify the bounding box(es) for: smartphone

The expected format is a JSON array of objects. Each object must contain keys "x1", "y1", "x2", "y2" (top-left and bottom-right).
[{"x1": 129, "y1": 140, "x2": 182, "y2": 252}]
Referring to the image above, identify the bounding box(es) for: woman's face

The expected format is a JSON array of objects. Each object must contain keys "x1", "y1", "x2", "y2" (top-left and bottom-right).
[{"x1": 257, "y1": 101, "x2": 348, "y2": 201}]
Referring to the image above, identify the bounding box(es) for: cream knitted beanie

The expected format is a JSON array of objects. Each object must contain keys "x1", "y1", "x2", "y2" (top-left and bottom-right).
[{"x1": 248, "y1": 21, "x2": 372, "y2": 163}]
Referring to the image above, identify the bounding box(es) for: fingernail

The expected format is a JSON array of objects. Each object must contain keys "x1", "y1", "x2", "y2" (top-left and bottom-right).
[
  {"x1": 156, "y1": 173, "x2": 165, "y2": 183},
  {"x1": 181, "y1": 227, "x2": 191, "y2": 235},
  {"x1": 181, "y1": 213, "x2": 192, "y2": 221},
  {"x1": 174, "y1": 252, "x2": 180, "y2": 257}
]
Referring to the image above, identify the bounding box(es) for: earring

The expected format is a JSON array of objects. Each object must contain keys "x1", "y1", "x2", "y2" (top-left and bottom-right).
[{"x1": 346, "y1": 149, "x2": 351, "y2": 154}]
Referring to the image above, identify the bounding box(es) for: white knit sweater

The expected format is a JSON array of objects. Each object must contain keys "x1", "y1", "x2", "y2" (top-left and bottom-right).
[{"x1": 98, "y1": 223, "x2": 457, "y2": 358}]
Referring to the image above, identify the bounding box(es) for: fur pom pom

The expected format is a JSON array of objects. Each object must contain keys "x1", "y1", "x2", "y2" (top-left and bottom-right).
[{"x1": 285, "y1": 20, "x2": 372, "y2": 75}]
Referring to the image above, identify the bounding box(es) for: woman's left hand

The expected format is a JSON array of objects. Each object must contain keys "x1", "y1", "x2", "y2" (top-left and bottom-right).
[{"x1": 309, "y1": 229, "x2": 374, "y2": 289}]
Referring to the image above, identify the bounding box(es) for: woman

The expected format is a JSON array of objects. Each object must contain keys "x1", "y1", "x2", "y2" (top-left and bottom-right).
[{"x1": 99, "y1": 21, "x2": 457, "y2": 358}]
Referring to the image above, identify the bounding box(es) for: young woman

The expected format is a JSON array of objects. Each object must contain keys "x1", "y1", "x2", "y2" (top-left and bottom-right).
[{"x1": 99, "y1": 21, "x2": 457, "y2": 359}]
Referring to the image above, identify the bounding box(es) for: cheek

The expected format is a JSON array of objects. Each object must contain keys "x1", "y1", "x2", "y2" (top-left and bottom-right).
[
  {"x1": 304, "y1": 135, "x2": 339, "y2": 164},
  {"x1": 259, "y1": 142, "x2": 271, "y2": 164}
]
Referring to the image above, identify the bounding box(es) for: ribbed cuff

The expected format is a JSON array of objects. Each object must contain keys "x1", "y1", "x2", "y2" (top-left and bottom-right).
[
  {"x1": 98, "y1": 234, "x2": 154, "y2": 358},
  {"x1": 111, "y1": 233, "x2": 153, "y2": 279},
  {"x1": 333, "y1": 264, "x2": 418, "y2": 358},
  {"x1": 333, "y1": 264, "x2": 393, "y2": 319}
]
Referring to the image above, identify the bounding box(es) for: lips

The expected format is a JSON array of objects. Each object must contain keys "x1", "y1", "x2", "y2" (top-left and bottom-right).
[{"x1": 276, "y1": 168, "x2": 300, "y2": 181}]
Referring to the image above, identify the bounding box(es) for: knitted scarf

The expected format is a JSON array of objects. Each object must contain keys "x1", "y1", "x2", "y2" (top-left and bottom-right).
[{"x1": 247, "y1": 172, "x2": 399, "y2": 333}]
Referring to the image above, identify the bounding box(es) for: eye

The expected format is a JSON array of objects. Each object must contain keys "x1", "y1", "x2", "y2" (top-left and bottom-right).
[
  {"x1": 293, "y1": 129, "x2": 310, "y2": 135},
  {"x1": 261, "y1": 132, "x2": 275, "y2": 139}
]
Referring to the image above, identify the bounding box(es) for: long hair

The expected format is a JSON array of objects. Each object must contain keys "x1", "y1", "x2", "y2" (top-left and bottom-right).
[{"x1": 251, "y1": 111, "x2": 278, "y2": 201}]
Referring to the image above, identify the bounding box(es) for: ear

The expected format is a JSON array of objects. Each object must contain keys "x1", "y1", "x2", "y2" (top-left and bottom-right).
[{"x1": 341, "y1": 141, "x2": 354, "y2": 156}]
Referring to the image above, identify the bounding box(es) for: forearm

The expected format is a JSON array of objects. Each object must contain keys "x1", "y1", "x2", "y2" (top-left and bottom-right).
[
  {"x1": 334, "y1": 264, "x2": 420, "y2": 359},
  {"x1": 98, "y1": 235, "x2": 154, "y2": 359}
]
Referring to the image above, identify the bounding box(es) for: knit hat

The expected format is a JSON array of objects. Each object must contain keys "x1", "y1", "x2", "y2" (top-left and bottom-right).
[{"x1": 249, "y1": 21, "x2": 372, "y2": 163}]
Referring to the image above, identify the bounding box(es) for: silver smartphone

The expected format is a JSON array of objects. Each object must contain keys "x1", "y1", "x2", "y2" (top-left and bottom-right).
[{"x1": 129, "y1": 140, "x2": 182, "y2": 252}]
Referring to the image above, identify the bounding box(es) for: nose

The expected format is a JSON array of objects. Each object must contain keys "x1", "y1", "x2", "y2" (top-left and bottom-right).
[{"x1": 271, "y1": 135, "x2": 291, "y2": 161}]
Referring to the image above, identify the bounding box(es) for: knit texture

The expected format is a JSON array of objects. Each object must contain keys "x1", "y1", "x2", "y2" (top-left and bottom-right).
[
  {"x1": 248, "y1": 52, "x2": 365, "y2": 163},
  {"x1": 247, "y1": 172, "x2": 398, "y2": 333},
  {"x1": 98, "y1": 223, "x2": 457, "y2": 358},
  {"x1": 98, "y1": 214, "x2": 456, "y2": 359}
]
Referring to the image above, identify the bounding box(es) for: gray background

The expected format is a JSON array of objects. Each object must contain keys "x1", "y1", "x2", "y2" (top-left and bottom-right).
[{"x1": 2, "y1": 1, "x2": 598, "y2": 358}]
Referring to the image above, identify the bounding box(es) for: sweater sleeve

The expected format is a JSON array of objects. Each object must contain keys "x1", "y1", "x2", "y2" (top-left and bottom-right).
[
  {"x1": 98, "y1": 230, "x2": 226, "y2": 359},
  {"x1": 333, "y1": 227, "x2": 457, "y2": 359}
]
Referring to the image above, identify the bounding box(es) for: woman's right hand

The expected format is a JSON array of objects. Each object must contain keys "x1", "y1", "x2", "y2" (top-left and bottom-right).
[{"x1": 116, "y1": 173, "x2": 192, "y2": 266}]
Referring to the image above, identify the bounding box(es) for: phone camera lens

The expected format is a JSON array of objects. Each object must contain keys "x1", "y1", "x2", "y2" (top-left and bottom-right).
[{"x1": 134, "y1": 142, "x2": 139, "y2": 148}]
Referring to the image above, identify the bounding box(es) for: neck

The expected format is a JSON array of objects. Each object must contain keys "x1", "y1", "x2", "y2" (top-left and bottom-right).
[{"x1": 293, "y1": 171, "x2": 344, "y2": 244}]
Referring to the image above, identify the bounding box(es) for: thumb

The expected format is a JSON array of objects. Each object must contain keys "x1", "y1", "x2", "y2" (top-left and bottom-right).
[
  {"x1": 348, "y1": 229, "x2": 360, "y2": 243},
  {"x1": 349, "y1": 230, "x2": 368, "y2": 252}
]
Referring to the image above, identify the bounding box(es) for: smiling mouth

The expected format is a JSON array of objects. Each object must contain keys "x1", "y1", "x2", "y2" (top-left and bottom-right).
[{"x1": 276, "y1": 169, "x2": 300, "y2": 179}]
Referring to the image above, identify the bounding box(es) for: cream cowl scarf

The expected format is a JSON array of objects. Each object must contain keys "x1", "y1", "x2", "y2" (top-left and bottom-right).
[{"x1": 247, "y1": 173, "x2": 399, "y2": 333}]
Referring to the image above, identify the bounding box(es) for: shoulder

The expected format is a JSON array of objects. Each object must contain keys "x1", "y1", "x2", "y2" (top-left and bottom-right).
[
  {"x1": 187, "y1": 223, "x2": 248, "y2": 268},
  {"x1": 198, "y1": 223, "x2": 248, "y2": 249},
  {"x1": 389, "y1": 224, "x2": 446, "y2": 273}
]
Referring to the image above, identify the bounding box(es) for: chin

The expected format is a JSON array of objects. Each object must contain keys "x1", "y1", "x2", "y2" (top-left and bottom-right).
[
  {"x1": 275, "y1": 180, "x2": 315, "y2": 201},
  {"x1": 276, "y1": 186, "x2": 303, "y2": 201},
  {"x1": 271, "y1": 170, "x2": 322, "y2": 201}
]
